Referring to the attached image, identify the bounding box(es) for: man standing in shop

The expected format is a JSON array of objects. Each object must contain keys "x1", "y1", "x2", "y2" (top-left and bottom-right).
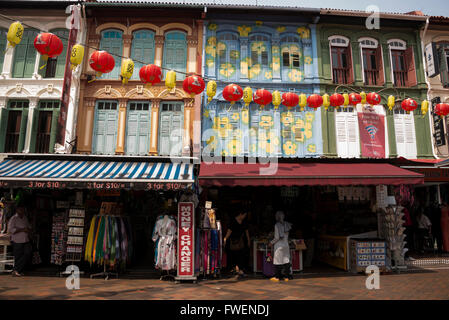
[{"x1": 7, "y1": 206, "x2": 32, "y2": 277}]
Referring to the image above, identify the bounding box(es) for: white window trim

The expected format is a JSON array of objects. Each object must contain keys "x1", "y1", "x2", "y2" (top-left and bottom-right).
[
  {"x1": 328, "y1": 35, "x2": 350, "y2": 48},
  {"x1": 359, "y1": 37, "x2": 378, "y2": 49},
  {"x1": 387, "y1": 39, "x2": 407, "y2": 51}
]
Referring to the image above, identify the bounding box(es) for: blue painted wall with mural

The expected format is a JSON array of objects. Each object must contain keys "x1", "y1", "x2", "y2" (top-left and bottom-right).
[{"x1": 202, "y1": 19, "x2": 322, "y2": 158}]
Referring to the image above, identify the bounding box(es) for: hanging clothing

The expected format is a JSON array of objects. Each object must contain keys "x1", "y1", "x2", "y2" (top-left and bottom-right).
[
  {"x1": 152, "y1": 215, "x2": 177, "y2": 271},
  {"x1": 271, "y1": 221, "x2": 292, "y2": 265}
]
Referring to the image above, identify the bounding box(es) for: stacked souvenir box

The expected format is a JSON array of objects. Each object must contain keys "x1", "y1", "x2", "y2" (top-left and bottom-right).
[{"x1": 66, "y1": 208, "x2": 85, "y2": 262}]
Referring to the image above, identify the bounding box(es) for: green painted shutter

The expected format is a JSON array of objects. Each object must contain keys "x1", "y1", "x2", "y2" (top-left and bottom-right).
[
  {"x1": 24, "y1": 37, "x2": 37, "y2": 78},
  {"x1": 29, "y1": 109, "x2": 40, "y2": 152},
  {"x1": 12, "y1": 39, "x2": 27, "y2": 78},
  {"x1": 17, "y1": 109, "x2": 29, "y2": 152},
  {"x1": 0, "y1": 29, "x2": 6, "y2": 73},
  {"x1": 55, "y1": 30, "x2": 69, "y2": 78},
  {"x1": 48, "y1": 110, "x2": 60, "y2": 153},
  {"x1": 439, "y1": 46, "x2": 449, "y2": 87},
  {"x1": 0, "y1": 108, "x2": 9, "y2": 152}
]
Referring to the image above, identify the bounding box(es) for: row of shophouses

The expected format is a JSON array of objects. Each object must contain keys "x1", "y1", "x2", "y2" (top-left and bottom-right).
[{"x1": 1, "y1": 0, "x2": 449, "y2": 185}]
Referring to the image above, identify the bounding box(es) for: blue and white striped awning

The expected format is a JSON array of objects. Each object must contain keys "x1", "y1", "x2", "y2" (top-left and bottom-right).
[{"x1": 0, "y1": 159, "x2": 194, "y2": 190}]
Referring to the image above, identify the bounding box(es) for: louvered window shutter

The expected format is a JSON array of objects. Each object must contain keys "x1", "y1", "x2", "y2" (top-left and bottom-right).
[
  {"x1": 126, "y1": 112, "x2": 138, "y2": 155},
  {"x1": 55, "y1": 30, "x2": 69, "y2": 78},
  {"x1": 100, "y1": 30, "x2": 123, "y2": 80},
  {"x1": 405, "y1": 47, "x2": 417, "y2": 87},
  {"x1": 438, "y1": 46, "x2": 449, "y2": 88},
  {"x1": 347, "y1": 112, "x2": 359, "y2": 157},
  {"x1": 131, "y1": 31, "x2": 154, "y2": 80},
  {"x1": 48, "y1": 109, "x2": 60, "y2": 153},
  {"x1": 93, "y1": 110, "x2": 106, "y2": 154},
  {"x1": 0, "y1": 29, "x2": 6, "y2": 72},
  {"x1": 29, "y1": 109, "x2": 40, "y2": 152},
  {"x1": 394, "y1": 113, "x2": 406, "y2": 156},
  {"x1": 159, "y1": 112, "x2": 171, "y2": 156},
  {"x1": 0, "y1": 108, "x2": 9, "y2": 152},
  {"x1": 335, "y1": 112, "x2": 348, "y2": 157},
  {"x1": 138, "y1": 111, "x2": 150, "y2": 155},
  {"x1": 376, "y1": 45, "x2": 385, "y2": 85},
  {"x1": 105, "y1": 110, "x2": 118, "y2": 154},
  {"x1": 404, "y1": 113, "x2": 417, "y2": 158},
  {"x1": 18, "y1": 108, "x2": 29, "y2": 152},
  {"x1": 347, "y1": 45, "x2": 354, "y2": 84},
  {"x1": 12, "y1": 37, "x2": 27, "y2": 78}
]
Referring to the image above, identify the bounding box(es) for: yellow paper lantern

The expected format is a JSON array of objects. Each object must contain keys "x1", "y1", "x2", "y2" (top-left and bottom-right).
[
  {"x1": 243, "y1": 87, "x2": 253, "y2": 107},
  {"x1": 7, "y1": 21, "x2": 24, "y2": 49},
  {"x1": 206, "y1": 81, "x2": 217, "y2": 103},
  {"x1": 70, "y1": 44, "x2": 84, "y2": 71},
  {"x1": 322, "y1": 93, "x2": 330, "y2": 111},
  {"x1": 165, "y1": 70, "x2": 176, "y2": 90},
  {"x1": 272, "y1": 91, "x2": 281, "y2": 110},
  {"x1": 299, "y1": 93, "x2": 307, "y2": 111},
  {"x1": 120, "y1": 59, "x2": 134, "y2": 85},
  {"x1": 387, "y1": 95, "x2": 395, "y2": 111},
  {"x1": 421, "y1": 100, "x2": 429, "y2": 117},
  {"x1": 343, "y1": 93, "x2": 349, "y2": 108},
  {"x1": 360, "y1": 91, "x2": 367, "y2": 105}
]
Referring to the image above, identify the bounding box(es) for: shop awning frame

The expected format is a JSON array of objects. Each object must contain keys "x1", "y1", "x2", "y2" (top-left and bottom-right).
[
  {"x1": 199, "y1": 162, "x2": 424, "y2": 187},
  {"x1": 0, "y1": 157, "x2": 195, "y2": 190}
]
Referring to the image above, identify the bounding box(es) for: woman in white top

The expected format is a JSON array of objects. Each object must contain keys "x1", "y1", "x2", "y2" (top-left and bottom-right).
[{"x1": 269, "y1": 211, "x2": 292, "y2": 282}]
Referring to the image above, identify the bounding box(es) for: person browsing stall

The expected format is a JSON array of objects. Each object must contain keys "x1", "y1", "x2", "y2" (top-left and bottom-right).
[
  {"x1": 7, "y1": 206, "x2": 32, "y2": 277},
  {"x1": 223, "y1": 211, "x2": 250, "y2": 277}
]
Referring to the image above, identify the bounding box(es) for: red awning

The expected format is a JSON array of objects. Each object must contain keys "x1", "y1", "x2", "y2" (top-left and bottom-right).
[{"x1": 199, "y1": 162, "x2": 424, "y2": 187}]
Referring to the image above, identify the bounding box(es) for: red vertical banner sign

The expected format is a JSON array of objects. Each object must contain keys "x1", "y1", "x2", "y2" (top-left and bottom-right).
[
  {"x1": 57, "y1": 6, "x2": 80, "y2": 150},
  {"x1": 177, "y1": 202, "x2": 196, "y2": 280},
  {"x1": 358, "y1": 112, "x2": 386, "y2": 158}
]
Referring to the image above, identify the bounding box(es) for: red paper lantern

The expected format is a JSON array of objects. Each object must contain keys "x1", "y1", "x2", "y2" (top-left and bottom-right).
[
  {"x1": 222, "y1": 84, "x2": 243, "y2": 104},
  {"x1": 89, "y1": 50, "x2": 115, "y2": 76},
  {"x1": 307, "y1": 94, "x2": 323, "y2": 109},
  {"x1": 435, "y1": 103, "x2": 449, "y2": 117},
  {"x1": 366, "y1": 92, "x2": 381, "y2": 105},
  {"x1": 282, "y1": 92, "x2": 299, "y2": 109},
  {"x1": 139, "y1": 64, "x2": 162, "y2": 86},
  {"x1": 183, "y1": 75, "x2": 205, "y2": 97},
  {"x1": 34, "y1": 32, "x2": 63, "y2": 59},
  {"x1": 329, "y1": 93, "x2": 345, "y2": 107},
  {"x1": 253, "y1": 89, "x2": 272, "y2": 108},
  {"x1": 349, "y1": 93, "x2": 362, "y2": 106},
  {"x1": 401, "y1": 98, "x2": 418, "y2": 113}
]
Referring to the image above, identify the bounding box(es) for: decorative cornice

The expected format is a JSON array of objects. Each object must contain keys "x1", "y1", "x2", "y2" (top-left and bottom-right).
[
  {"x1": 85, "y1": 98, "x2": 96, "y2": 108},
  {"x1": 187, "y1": 35, "x2": 198, "y2": 45},
  {"x1": 155, "y1": 35, "x2": 164, "y2": 45},
  {"x1": 123, "y1": 34, "x2": 133, "y2": 45}
]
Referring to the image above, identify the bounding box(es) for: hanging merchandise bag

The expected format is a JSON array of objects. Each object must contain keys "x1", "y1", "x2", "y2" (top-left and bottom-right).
[{"x1": 262, "y1": 247, "x2": 275, "y2": 278}]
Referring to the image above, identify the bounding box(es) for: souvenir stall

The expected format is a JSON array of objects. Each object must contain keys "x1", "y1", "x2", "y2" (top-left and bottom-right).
[{"x1": 0, "y1": 197, "x2": 14, "y2": 273}]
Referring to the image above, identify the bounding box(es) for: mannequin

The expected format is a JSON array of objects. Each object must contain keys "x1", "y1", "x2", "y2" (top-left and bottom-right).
[{"x1": 269, "y1": 211, "x2": 292, "y2": 282}]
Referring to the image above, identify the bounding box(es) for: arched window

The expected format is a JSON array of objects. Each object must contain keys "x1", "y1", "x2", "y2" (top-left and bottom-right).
[
  {"x1": 280, "y1": 34, "x2": 302, "y2": 81},
  {"x1": 249, "y1": 34, "x2": 271, "y2": 81},
  {"x1": 39, "y1": 28, "x2": 69, "y2": 78},
  {"x1": 12, "y1": 29, "x2": 38, "y2": 78},
  {"x1": 99, "y1": 29, "x2": 123, "y2": 79},
  {"x1": 358, "y1": 37, "x2": 384, "y2": 85},
  {"x1": 0, "y1": 28, "x2": 7, "y2": 73},
  {"x1": 328, "y1": 36, "x2": 353, "y2": 84},
  {"x1": 163, "y1": 31, "x2": 187, "y2": 80},
  {"x1": 130, "y1": 29, "x2": 155, "y2": 80},
  {"x1": 216, "y1": 32, "x2": 239, "y2": 81}
]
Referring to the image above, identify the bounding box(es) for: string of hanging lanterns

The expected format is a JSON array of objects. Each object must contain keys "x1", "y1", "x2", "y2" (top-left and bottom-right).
[{"x1": 3, "y1": 16, "x2": 449, "y2": 118}]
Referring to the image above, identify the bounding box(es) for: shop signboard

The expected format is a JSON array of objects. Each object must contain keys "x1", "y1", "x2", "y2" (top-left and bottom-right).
[
  {"x1": 358, "y1": 112, "x2": 386, "y2": 158},
  {"x1": 177, "y1": 202, "x2": 196, "y2": 280},
  {"x1": 0, "y1": 180, "x2": 190, "y2": 190},
  {"x1": 432, "y1": 97, "x2": 446, "y2": 147}
]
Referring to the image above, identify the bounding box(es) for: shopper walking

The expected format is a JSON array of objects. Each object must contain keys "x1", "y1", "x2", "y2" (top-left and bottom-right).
[
  {"x1": 7, "y1": 206, "x2": 32, "y2": 277},
  {"x1": 224, "y1": 211, "x2": 250, "y2": 277},
  {"x1": 441, "y1": 202, "x2": 449, "y2": 253},
  {"x1": 269, "y1": 211, "x2": 292, "y2": 282}
]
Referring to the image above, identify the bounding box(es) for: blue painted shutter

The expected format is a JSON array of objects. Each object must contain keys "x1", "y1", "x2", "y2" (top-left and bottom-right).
[
  {"x1": 159, "y1": 112, "x2": 171, "y2": 156},
  {"x1": 159, "y1": 103, "x2": 183, "y2": 156},
  {"x1": 100, "y1": 30, "x2": 123, "y2": 80},
  {"x1": 163, "y1": 32, "x2": 186, "y2": 80},
  {"x1": 93, "y1": 102, "x2": 118, "y2": 155},
  {"x1": 125, "y1": 105, "x2": 151, "y2": 155},
  {"x1": 131, "y1": 30, "x2": 154, "y2": 80}
]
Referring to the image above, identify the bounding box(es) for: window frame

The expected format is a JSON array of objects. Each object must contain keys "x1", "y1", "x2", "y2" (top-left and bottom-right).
[
  {"x1": 99, "y1": 29, "x2": 123, "y2": 80},
  {"x1": 328, "y1": 35, "x2": 353, "y2": 84},
  {"x1": 280, "y1": 33, "x2": 303, "y2": 81},
  {"x1": 92, "y1": 100, "x2": 119, "y2": 155},
  {"x1": 12, "y1": 29, "x2": 39, "y2": 78},
  {"x1": 358, "y1": 37, "x2": 384, "y2": 85}
]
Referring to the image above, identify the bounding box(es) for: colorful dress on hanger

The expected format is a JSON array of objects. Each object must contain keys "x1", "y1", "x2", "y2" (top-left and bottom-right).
[{"x1": 152, "y1": 215, "x2": 177, "y2": 270}]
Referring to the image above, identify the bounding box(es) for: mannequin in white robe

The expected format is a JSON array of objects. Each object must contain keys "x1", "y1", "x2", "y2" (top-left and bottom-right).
[{"x1": 270, "y1": 211, "x2": 292, "y2": 281}]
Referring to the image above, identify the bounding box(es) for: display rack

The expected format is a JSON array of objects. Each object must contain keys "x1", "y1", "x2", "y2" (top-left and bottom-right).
[
  {"x1": 0, "y1": 237, "x2": 13, "y2": 273},
  {"x1": 60, "y1": 207, "x2": 86, "y2": 276}
]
